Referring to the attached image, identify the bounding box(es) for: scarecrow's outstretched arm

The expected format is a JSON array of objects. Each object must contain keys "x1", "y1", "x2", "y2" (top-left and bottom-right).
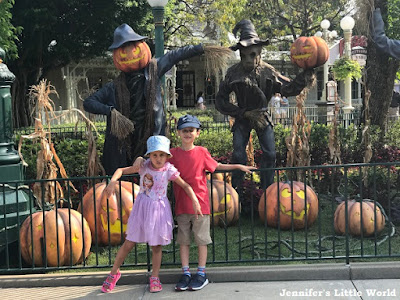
[{"x1": 371, "y1": 8, "x2": 400, "y2": 60}]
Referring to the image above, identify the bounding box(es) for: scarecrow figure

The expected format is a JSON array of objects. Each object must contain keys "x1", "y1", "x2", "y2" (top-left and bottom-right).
[
  {"x1": 215, "y1": 20, "x2": 314, "y2": 190},
  {"x1": 371, "y1": 8, "x2": 400, "y2": 60},
  {"x1": 84, "y1": 24, "x2": 225, "y2": 175}
]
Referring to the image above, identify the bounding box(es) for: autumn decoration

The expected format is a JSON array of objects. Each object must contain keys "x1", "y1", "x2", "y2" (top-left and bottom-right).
[
  {"x1": 258, "y1": 181, "x2": 318, "y2": 230},
  {"x1": 19, "y1": 209, "x2": 91, "y2": 267},
  {"x1": 78, "y1": 181, "x2": 139, "y2": 245},
  {"x1": 334, "y1": 199, "x2": 385, "y2": 237},
  {"x1": 207, "y1": 179, "x2": 239, "y2": 227},
  {"x1": 290, "y1": 36, "x2": 329, "y2": 69},
  {"x1": 113, "y1": 41, "x2": 151, "y2": 72}
]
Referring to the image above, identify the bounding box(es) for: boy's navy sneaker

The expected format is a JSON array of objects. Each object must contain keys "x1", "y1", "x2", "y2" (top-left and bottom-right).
[
  {"x1": 175, "y1": 274, "x2": 191, "y2": 291},
  {"x1": 188, "y1": 273, "x2": 209, "y2": 291}
]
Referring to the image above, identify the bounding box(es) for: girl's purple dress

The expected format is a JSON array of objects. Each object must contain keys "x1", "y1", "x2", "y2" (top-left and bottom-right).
[{"x1": 126, "y1": 160, "x2": 178, "y2": 246}]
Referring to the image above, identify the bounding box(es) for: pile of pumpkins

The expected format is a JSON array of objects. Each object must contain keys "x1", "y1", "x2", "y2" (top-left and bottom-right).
[
  {"x1": 257, "y1": 181, "x2": 385, "y2": 237},
  {"x1": 19, "y1": 181, "x2": 139, "y2": 267},
  {"x1": 19, "y1": 177, "x2": 386, "y2": 267},
  {"x1": 18, "y1": 176, "x2": 241, "y2": 267}
]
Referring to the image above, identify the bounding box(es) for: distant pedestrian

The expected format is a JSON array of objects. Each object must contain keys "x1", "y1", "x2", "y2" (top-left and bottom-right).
[
  {"x1": 280, "y1": 96, "x2": 289, "y2": 121},
  {"x1": 271, "y1": 92, "x2": 282, "y2": 122},
  {"x1": 196, "y1": 91, "x2": 206, "y2": 110}
]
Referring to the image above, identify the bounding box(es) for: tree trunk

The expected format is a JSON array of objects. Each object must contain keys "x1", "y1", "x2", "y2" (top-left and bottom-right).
[
  {"x1": 10, "y1": 64, "x2": 41, "y2": 128},
  {"x1": 366, "y1": 42, "x2": 399, "y2": 131}
]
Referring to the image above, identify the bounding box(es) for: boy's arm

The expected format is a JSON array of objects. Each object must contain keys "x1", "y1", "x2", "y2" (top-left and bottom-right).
[
  {"x1": 104, "y1": 165, "x2": 139, "y2": 198},
  {"x1": 173, "y1": 176, "x2": 203, "y2": 218},
  {"x1": 216, "y1": 163, "x2": 257, "y2": 173}
]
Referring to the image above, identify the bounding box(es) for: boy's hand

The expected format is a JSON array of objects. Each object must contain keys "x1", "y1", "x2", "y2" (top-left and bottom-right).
[
  {"x1": 104, "y1": 181, "x2": 117, "y2": 198},
  {"x1": 132, "y1": 156, "x2": 145, "y2": 169},
  {"x1": 239, "y1": 165, "x2": 257, "y2": 173},
  {"x1": 192, "y1": 200, "x2": 203, "y2": 219}
]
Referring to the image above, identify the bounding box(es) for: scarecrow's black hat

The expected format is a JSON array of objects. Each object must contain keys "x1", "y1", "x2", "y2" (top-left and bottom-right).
[
  {"x1": 109, "y1": 24, "x2": 147, "y2": 50},
  {"x1": 230, "y1": 20, "x2": 269, "y2": 51}
]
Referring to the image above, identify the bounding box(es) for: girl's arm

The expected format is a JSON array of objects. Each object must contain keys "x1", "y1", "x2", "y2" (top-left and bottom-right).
[
  {"x1": 104, "y1": 165, "x2": 140, "y2": 198},
  {"x1": 173, "y1": 176, "x2": 203, "y2": 218},
  {"x1": 216, "y1": 163, "x2": 257, "y2": 173}
]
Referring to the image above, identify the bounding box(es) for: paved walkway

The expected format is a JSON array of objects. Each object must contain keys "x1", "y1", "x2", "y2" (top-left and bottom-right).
[{"x1": 1, "y1": 262, "x2": 400, "y2": 299}]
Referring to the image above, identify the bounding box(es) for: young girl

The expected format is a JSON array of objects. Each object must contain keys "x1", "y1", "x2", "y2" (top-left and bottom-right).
[{"x1": 101, "y1": 135, "x2": 202, "y2": 293}]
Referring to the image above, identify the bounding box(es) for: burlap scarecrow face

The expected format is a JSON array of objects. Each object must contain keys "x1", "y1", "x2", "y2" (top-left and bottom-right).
[{"x1": 239, "y1": 45, "x2": 262, "y2": 72}]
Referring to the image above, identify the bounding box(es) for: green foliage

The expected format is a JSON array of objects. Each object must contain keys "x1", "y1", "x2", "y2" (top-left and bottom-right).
[
  {"x1": 17, "y1": 119, "x2": 400, "y2": 180},
  {"x1": 163, "y1": 0, "x2": 348, "y2": 50},
  {"x1": 387, "y1": 0, "x2": 400, "y2": 40},
  {"x1": 0, "y1": 0, "x2": 20, "y2": 59},
  {"x1": 386, "y1": 120, "x2": 400, "y2": 146},
  {"x1": 331, "y1": 57, "x2": 363, "y2": 81}
]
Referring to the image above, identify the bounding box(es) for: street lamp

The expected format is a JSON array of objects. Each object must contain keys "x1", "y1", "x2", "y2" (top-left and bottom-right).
[
  {"x1": 147, "y1": 0, "x2": 168, "y2": 110},
  {"x1": 147, "y1": 0, "x2": 168, "y2": 58},
  {"x1": 318, "y1": 19, "x2": 338, "y2": 102},
  {"x1": 340, "y1": 16, "x2": 355, "y2": 112},
  {"x1": 321, "y1": 19, "x2": 330, "y2": 102}
]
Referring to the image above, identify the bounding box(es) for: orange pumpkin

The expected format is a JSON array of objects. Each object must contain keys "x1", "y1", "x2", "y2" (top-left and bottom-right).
[
  {"x1": 290, "y1": 36, "x2": 329, "y2": 69},
  {"x1": 78, "y1": 181, "x2": 139, "y2": 245},
  {"x1": 207, "y1": 179, "x2": 239, "y2": 227},
  {"x1": 113, "y1": 41, "x2": 152, "y2": 72},
  {"x1": 258, "y1": 181, "x2": 318, "y2": 230},
  {"x1": 19, "y1": 209, "x2": 91, "y2": 267},
  {"x1": 334, "y1": 199, "x2": 385, "y2": 237}
]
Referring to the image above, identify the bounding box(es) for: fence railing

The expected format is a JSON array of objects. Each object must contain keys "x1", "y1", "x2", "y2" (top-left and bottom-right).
[
  {"x1": 1, "y1": 162, "x2": 399, "y2": 274},
  {"x1": 14, "y1": 105, "x2": 369, "y2": 139}
]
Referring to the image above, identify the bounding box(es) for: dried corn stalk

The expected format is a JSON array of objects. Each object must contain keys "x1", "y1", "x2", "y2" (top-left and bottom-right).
[
  {"x1": 18, "y1": 80, "x2": 77, "y2": 208},
  {"x1": 328, "y1": 89, "x2": 342, "y2": 165},
  {"x1": 285, "y1": 89, "x2": 311, "y2": 182},
  {"x1": 361, "y1": 89, "x2": 372, "y2": 185}
]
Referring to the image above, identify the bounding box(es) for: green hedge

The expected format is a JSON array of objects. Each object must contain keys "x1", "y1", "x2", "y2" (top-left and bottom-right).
[{"x1": 16, "y1": 116, "x2": 400, "y2": 180}]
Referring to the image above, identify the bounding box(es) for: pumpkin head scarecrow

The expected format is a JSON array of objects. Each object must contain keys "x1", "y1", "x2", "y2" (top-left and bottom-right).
[
  {"x1": 83, "y1": 24, "x2": 220, "y2": 175},
  {"x1": 215, "y1": 20, "x2": 315, "y2": 190}
]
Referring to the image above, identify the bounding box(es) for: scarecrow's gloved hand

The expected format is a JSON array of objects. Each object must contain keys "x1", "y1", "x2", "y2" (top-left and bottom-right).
[{"x1": 244, "y1": 109, "x2": 268, "y2": 130}]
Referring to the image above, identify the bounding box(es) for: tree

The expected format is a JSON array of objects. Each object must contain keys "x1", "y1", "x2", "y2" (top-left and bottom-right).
[
  {"x1": 163, "y1": 0, "x2": 348, "y2": 50},
  {"x1": 364, "y1": 0, "x2": 400, "y2": 130},
  {"x1": 0, "y1": 0, "x2": 20, "y2": 60},
  {"x1": 9, "y1": 0, "x2": 152, "y2": 127}
]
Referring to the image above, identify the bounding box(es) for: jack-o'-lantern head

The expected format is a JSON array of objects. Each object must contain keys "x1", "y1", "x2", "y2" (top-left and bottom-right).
[
  {"x1": 78, "y1": 181, "x2": 139, "y2": 246},
  {"x1": 290, "y1": 36, "x2": 329, "y2": 69},
  {"x1": 113, "y1": 41, "x2": 151, "y2": 72},
  {"x1": 259, "y1": 181, "x2": 319, "y2": 230},
  {"x1": 109, "y1": 23, "x2": 151, "y2": 72}
]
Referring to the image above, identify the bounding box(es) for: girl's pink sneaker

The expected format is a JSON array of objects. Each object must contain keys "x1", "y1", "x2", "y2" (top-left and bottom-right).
[{"x1": 101, "y1": 271, "x2": 121, "y2": 293}]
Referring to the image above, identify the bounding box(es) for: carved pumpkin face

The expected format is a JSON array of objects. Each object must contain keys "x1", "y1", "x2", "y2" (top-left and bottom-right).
[
  {"x1": 258, "y1": 181, "x2": 318, "y2": 230},
  {"x1": 290, "y1": 36, "x2": 329, "y2": 69},
  {"x1": 113, "y1": 41, "x2": 151, "y2": 72},
  {"x1": 208, "y1": 179, "x2": 239, "y2": 227},
  {"x1": 19, "y1": 209, "x2": 92, "y2": 267},
  {"x1": 78, "y1": 181, "x2": 139, "y2": 245},
  {"x1": 334, "y1": 200, "x2": 385, "y2": 237}
]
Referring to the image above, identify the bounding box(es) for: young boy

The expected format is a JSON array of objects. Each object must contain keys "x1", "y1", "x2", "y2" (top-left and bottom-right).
[{"x1": 170, "y1": 114, "x2": 255, "y2": 291}]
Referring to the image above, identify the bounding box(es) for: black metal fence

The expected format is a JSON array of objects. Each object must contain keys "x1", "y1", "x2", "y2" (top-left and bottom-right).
[{"x1": 1, "y1": 162, "x2": 399, "y2": 274}]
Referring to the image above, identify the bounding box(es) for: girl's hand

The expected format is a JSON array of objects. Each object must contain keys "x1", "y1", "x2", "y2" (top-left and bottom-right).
[
  {"x1": 192, "y1": 200, "x2": 203, "y2": 219},
  {"x1": 104, "y1": 181, "x2": 117, "y2": 198}
]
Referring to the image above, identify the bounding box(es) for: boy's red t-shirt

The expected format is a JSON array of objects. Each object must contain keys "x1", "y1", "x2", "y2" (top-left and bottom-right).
[{"x1": 169, "y1": 146, "x2": 218, "y2": 215}]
